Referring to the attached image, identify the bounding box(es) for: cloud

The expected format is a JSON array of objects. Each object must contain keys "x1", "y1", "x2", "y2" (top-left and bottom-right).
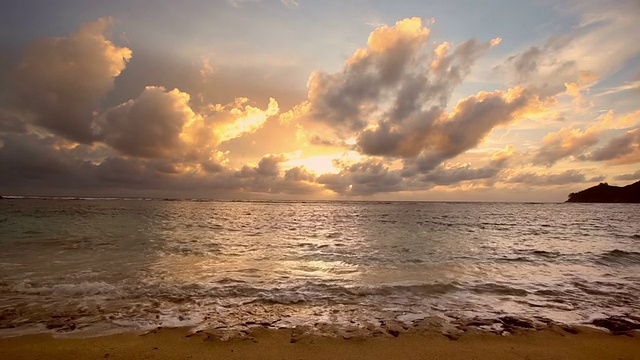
[
  {"x1": 533, "y1": 125, "x2": 599, "y2": 166},
  {"x1": 596, "y1": 109, "x2": 640, "y2": 130},
  {"x1": 280, "y1": 0, "x2": 299, "y2": 8},
  {"x1": 303, "y1": 17, "x2": 501, "y2": 135},
  {"x1": 586, "y1": 129, "x2": 640, "y2": 163},
  {"x1": 0, "y1": 110, "x2": 27, "y2": 133},
  {"x1": 95, "y1": 86, "x2": 278, "y2": 169},
  {"x1": 502, "y1": 36, "x2": 575, "y2": 95},
  {"x1": 96, "y1": 86, "x2": 196, "y2": 158},
  {"x1": 293, "y1": 17, "x2": 528, "y2": 178},
  {"x1": 232, "y1": 154, "x2": 322, "y2": 194},
  {"x1": 596, "y1": 80, "x2": 640, "y2": 97},
  {"x1": 563, "y1": 82, "x2": 593, "y2": 110},
  {"x1": 2, "y1": 18, "x2": 131, "y2": 143},
  {"x1": 532, "y1": 108, "x2": 640, "y2": 166},
  {"x1": 317, "y1": 159, "x2": 404, "y2": 195},
  {"x1": 226, "y1": 0, "x2": 299, "y2": 8},
  {"x1": 236, "y1": 154, "x2": 287, "y2": 178},
  {"x1": 312, "y1": 143, "x2": 517, "y2": 196},
  {"x1": 389, "y1": 87, "x2": 541, "y2": 174},
  {"x1": 209, "y1": 97, "x2": 279, "y2": 143},
  {"x1": 0, "y1": 133, "x2": 323, "y2": 197},
  {"x1": 0, "y1": 19, "x2": 304, "y2": 198},
  {"x1": 0, "y1": 13, "x2": 635, "y2": 200},
  {"x1": 490, "y1": 144, "x2": 515, "y2": 167},
  {"x1": 420, "y1": 163, "x2": 501, "y2": 186},
  {"x1": 506, "y1": 169, "x2": 602, "y2": 186},
  {"x1": 0, "y1": 134, "x2": 87, "y2": 186},
  {"x1": 501, "y1": 1, "x2": 640, "y2": 95},
  {"x1": 614, "y1": 170, "x2": 640, "y2": 182}
]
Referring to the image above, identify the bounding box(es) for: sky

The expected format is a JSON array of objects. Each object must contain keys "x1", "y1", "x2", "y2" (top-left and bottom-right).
[{"x1": 1, "y1": 0, "x2": 639, "y2": 201}]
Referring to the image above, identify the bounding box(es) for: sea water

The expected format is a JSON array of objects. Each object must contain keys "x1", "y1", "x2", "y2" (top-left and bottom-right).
[{"x1": 0, "y1": 198, "x2": 638, "y2": 337}]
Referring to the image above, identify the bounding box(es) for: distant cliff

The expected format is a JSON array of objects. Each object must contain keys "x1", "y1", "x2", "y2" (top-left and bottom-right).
[{"x1": 566, "y1": 181, "x2": 640, "y2": 203}]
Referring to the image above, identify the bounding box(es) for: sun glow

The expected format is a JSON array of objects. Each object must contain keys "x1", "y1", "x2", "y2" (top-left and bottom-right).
[{"x1": 284, "y1": 154, "x2": 342, "y2": 175}]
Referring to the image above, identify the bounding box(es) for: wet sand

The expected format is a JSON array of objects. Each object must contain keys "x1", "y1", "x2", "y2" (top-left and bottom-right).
[{"x1": 1, "y1": 326, "x2": 639, "y2": 360}]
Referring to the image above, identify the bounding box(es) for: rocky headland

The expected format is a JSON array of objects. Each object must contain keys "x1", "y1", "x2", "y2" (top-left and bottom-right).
[{"x1": 567, "y1": 180, "x2": 640, "y2": 203}]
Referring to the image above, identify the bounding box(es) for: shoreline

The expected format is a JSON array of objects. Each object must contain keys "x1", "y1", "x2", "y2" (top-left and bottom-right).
[
  {"x1": 1, "y1": 326, "x2": 639, "y2": 360},
  {"x1": 2, "y1": 312, "x2": 639, "y2": 340}
]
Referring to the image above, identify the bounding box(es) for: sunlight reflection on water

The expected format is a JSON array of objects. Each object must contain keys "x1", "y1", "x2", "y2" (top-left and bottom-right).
[{"x1": 0, "y1": 199, "x2": 638, "y2": 336}]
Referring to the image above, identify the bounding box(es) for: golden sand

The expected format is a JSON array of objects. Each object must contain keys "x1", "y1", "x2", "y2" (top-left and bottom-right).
[{"x1": 1, "y1": 326, "x2": 639, "y2": 360}]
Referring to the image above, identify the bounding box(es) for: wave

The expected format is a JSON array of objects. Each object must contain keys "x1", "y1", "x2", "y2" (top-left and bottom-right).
[
  {"x1": 596, "y1": 249, "x2": 640, "y2": 265},
  {"x1": 469, "y1": 283, "x2": 529, "y2": 296},
  {"x1": 11, "y1": 281, "x2": 117, "y2": 296},
  {"x1": 530, "y1": 250, "x2": 561, "y2": 258},
  {"x1": 497, "y1": 250, "x2": 563, "y2": 263},
  {"x1": 3, "y1": 279, "x2": 541, "y2": 306}
]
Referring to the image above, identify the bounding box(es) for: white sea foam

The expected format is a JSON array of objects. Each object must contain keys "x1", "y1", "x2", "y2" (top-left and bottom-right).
[{"x1": 0, "y1": 199, "x2": 638, "y2": 337}]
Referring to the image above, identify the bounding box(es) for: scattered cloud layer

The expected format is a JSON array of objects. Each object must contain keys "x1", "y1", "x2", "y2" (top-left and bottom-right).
[{"x1": 1, "y1": 8, "x2": 639, "y2": 200}]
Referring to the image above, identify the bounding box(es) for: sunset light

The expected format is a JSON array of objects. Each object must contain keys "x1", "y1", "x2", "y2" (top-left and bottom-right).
[{"x1": 1, "y1": 2, "x2": 639, "y2": 358}]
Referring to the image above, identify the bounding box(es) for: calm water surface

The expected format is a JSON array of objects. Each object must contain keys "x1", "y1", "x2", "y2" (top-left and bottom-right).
[{"x1": 0, "y1": 199, "x2": 638, "y2": 336}]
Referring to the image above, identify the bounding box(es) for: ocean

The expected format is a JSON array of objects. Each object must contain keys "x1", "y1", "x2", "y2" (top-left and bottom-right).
[{"x1": 0, "y1": 198, "x2": 638, "y2": 337}]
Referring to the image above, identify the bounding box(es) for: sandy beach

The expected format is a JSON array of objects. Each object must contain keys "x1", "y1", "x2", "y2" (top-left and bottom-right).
[{"x1": 1, "y1": 326, "x2": 639, "y2": 360}]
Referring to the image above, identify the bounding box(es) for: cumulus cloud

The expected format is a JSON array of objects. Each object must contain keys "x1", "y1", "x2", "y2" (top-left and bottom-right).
[
  {"x1": 317, "y1": 159, "x2": 404, "y2": 195},
  {"x1": 303, "y1": 17, "x2": 501, "y2": 135},
  {"x1": 291, "y1": 17, "x2": 531, "y2": 181},
  {"x1": 96, "y1": 87, "x2": 196, "y2": 158},
  {"x1": 490, "y1": 144, "x2": 516, "y2": 167},
  {"x1": 206, "y1": 97, "x2": 279, "y2": 143},
  {"x1": 564, "y1": 81, "x2": 593, "y2": 110},
  {"x1": 533, "y1": 126, "x2": 600, "y2": 166},
  {"x1": 391, "y1": 87, "x2": 542, "y2": 174},
  {"x1": 0, "y1": 19, "x2": 300, "y2": 197},
  {"x1": 95, "y1": 85, "x2": 279, "y2": 170},
  {"x1": 533, "y1": 109, "x2": 640, "y2": 166},
  {"x1": 231, "y1": 154, "x2": 321, "y2": 194},
  {"x1": 3, "y1": 18, "x2": 131, "y2": 143},
  {"x1": 1, "y1": 13, "x2": 634, "y2": 200}
]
